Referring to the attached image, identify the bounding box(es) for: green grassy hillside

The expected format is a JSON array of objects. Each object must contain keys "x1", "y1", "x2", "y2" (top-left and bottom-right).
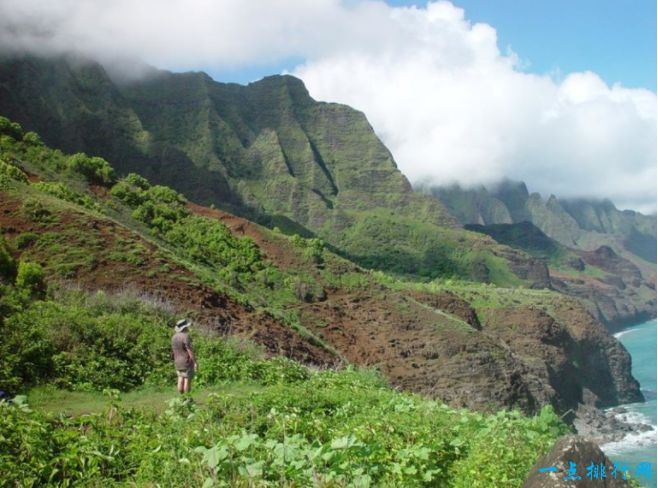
[
  {"x1": 0, "y1": 114, "x2": 643, "y2": 410},
  {"x1": 0, "y1": 245, "x2": 565, "y2": 487},
  {"x1": 0, "y1": 116, "x2": 576, "y2": 487}
]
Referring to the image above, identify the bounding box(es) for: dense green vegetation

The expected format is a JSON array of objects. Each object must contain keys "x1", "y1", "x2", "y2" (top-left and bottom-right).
[
  {"x1": 111, "y1": 172, "x2": 264, "y2": 276},
  {"x1": 0, "y1": 281, "x2": 306, "y2": 397},
  {"x1": 2, "y1": 374, "x2": 567, "y2": 487},
  {"x1": 0, "y1": 114, "x2": 577, "y2": 486},
  {"x1": 0, "y1": 115, "x2": 306, "y2": 306},
  {"x1": 0, "y1": 279, "x2": 567, "y2": 486}
]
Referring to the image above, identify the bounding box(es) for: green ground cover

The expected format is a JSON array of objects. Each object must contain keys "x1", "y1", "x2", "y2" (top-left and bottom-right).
[
  {"x1": 6, "y1": 375, "x2": 566, "y2": 487},
  {"x1": 0, "y1": 270, "x2": 567, "y2": 487}
]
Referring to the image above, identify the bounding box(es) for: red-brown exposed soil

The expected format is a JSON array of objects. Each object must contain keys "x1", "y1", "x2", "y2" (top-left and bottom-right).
[
  {"x1": 184, "y1": 202, "x2": 554, "y2": 412},
  {"x1": 0, "y1": 195, "x2": 336, "y2": 366},
  {"x1": 184, "y1": 200, "x2": 644, "y2": 413}
]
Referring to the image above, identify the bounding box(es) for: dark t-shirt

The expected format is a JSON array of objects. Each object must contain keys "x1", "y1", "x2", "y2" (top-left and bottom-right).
[{"x1": 172, "y1": 332, "x2": 193, "y2": 370}]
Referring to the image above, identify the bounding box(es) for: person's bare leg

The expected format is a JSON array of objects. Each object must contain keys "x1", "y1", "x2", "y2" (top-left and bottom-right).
[
  {"x1": 183, "y1": 377, "x2": 192, "y2": 394},
  {"x1": 177, "y1": 376, "x2": 185, "y2": 394}
]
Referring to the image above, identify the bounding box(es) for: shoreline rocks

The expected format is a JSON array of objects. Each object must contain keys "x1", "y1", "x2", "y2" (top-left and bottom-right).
[{"x1": 573, "y1": 404, "x2": 653, "y2": 445}]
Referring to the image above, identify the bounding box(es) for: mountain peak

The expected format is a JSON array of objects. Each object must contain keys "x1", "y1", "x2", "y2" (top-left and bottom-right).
[
  {"x1": 0, "y1": 55, "x2": 469, "y2": 279},
  {"x1": 252, "y1": 73, "x2": 305, "y2": 87},
  {"x1": 249, "y1": 74, "x2": 311, "y2": 103}
]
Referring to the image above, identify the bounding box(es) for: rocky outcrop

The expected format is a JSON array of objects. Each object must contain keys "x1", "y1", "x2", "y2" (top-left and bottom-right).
[
  {"x1": 582, "y1": 246, "x2": 643, "y2": 286},
  {"x1": 497, "y1": 248, "x2": 552, "y2": 288},
  {"x1": 482, "y1": 304, "x2": 643, "y2": 414},
  {"x1": 461, "y1": 222, "x2": 655, "y2": 330},
  {"x1": 550, "y1": 277, "x2": 655, "y2": 332},
  {"x1": 523, "y1": 436, "x2": 633, "y2": 487},
  {"x1": 551, "y1": 248, "x2": 656, "y2": 331},
  {"x1": 411, "y1": 291, "x2": 481, "y2": 329},
  {"x1": 573, "y1": 404, "x2": 654, "y2": 445}
]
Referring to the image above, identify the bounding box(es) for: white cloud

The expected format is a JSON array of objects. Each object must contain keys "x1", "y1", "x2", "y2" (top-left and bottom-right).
[
  {"x1": 292, "y1": 3, "x2": 657, "y2": 213},
  {"x1": 0, "y1": 0, "x2": 376, "y2": 68},
  {"x1": 0, "y1": 0, "x2": 655, "y2": 212}
]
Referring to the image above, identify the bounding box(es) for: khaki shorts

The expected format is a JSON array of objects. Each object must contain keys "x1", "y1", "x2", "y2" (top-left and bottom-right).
[{"x1": 176, "y1": 368, "x2": 194, "y2": 379}]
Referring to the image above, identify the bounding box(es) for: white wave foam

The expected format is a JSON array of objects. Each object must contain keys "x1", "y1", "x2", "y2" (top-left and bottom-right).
[
  {"x1": 601, "y1": 407, "x2": 657, "y2": 455},
  {"x1": 614, "y1": 329, "x2": 639, "y2": 339},
  {"x1": 615, "y1": 409, "x2": 654, "y2": 425},
  {"x1": 601, "y1": 427, "x2": 657, "y2": 455}
]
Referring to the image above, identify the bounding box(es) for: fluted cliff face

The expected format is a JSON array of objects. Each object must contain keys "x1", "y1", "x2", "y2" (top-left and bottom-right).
[
  {"x1": 430, "y1": 181, "x2": 656, "y2": 264},
  {"x1": 0, "y1": 55, "x2": 556, "y2": 286}
]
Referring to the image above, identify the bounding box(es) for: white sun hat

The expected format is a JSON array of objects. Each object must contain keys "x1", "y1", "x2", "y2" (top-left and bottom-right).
[{"x1": 175, "y1": 318, "x2": 191, "y2": 332}]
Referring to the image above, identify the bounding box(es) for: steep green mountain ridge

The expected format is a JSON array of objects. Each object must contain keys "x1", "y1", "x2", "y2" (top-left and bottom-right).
[
  {"x1": 0, "y1": 55, "x2": 543, "y2": 284},
  {"x1": 430, "y1": 181, "x2": 656, "y2": 265}
]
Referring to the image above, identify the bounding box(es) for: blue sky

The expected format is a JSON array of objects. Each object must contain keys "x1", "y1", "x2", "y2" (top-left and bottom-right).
[
  {"x1": 437, "y1": 0, "x2": 657, "y2": 90},
  {"x1": 210, "y1": 0, "x2": 657, "y2": 91}
]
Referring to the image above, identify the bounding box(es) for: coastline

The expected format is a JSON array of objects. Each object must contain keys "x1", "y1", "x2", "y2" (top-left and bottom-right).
[
  {"x1": 604, "y1": 310, "x2": 657, "y2": 335},
  {"x1": 572, "y1": 318, "x2": 656, "y2": 436},
  {"x1": 568, "y1": 319, "x2": 656, "y2": 486},
  {"x1": 602, "y1": 319, "x2": 656, "y2": 486}
]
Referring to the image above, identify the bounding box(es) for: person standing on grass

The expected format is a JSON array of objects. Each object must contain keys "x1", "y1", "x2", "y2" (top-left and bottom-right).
[{"x1": 172, "y1": 319, "x2": 198, "y2": 394}]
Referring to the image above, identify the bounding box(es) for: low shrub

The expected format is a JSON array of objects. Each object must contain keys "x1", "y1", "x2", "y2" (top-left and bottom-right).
[
  {"x1": 0, "y1": 115, "x2": 23, "y2": 140},
  {"x1": 66, "y1": 153, "x2": 116, "y2": 185},
  {"x1": 0, "y1": 238, "x2": 16, "y2": 280},
  {"x1": 15, "y1": 261, "x2": 46, "y2": 298},
  {"x1": 22, "y1": 131, "x2": 43, "y2": 146},
  {"x1": 32, "y1": 181, "x2": 99, "y2": 210},
  {"x1": 21, "y1": 197, "x2": 55, "y2": 223},
  {"x1": 0, "y1": 158, "x2": 28, "y2": 187},
  {"x1": 111, "y1": 173, "x2": 189, "y2": 233},
  {"x1": 165, "y1": 216, "x2": 262, "y2": 274},
  {"x1": 14, "y1": 232, "x2": 39, "y2": 250}
]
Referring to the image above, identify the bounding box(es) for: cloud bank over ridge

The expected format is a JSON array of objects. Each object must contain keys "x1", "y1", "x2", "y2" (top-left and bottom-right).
[{"x1": 0, "y1": 0, "x2": 655, "y2": 212}]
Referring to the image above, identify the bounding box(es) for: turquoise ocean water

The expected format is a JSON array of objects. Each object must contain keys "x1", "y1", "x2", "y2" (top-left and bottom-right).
[{"x1": 601, "y1": 318, "x2": 657, "y2": 487}]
